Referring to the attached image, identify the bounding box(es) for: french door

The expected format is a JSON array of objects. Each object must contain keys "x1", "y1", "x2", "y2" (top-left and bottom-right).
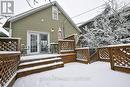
[
  {"x1": 28, "y1": 32, "x2": 49, "y2": 54},
  {"x1": 39, "y1": 34, "x2": 48, "y2": 53}
]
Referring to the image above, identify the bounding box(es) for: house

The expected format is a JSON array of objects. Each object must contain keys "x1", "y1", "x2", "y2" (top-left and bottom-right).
[
  {"x1": 0, "y1": 19, "x2": 9, "y2": 37},
  {"x1": 3, "y1": 1, "x2": 81, "y2": 55}
]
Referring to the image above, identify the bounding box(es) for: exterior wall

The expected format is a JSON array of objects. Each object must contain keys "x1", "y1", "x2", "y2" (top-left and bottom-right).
[{"x1": 12, "y1": 6, "x2": 79, "y2": 46}]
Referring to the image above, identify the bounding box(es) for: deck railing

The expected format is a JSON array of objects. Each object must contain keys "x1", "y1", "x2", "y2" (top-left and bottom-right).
[
  {"x1": 0, "y1": 38, "x2": 21, "y2": 87},
  {"x1": 97, "y1": 47, "x2": 110, "y2": 62},
  {"x1": 58, "y1": 40, "x2": 75, "y2": 53},
  {"x1": 0, "y1": 52, "x2": 20, "y2": 87},
  {"x1": 59, "y1": 36, "x2": 130, "y2": 73},
  {"x1": 58, "y1": 36, "x2": 76, "y2": 63},
  {"x1": 64, "y1": 35, "x2": 75, "y2": 40},
  {"x1": 108, "y1": 44, "x2": 130, "y2": 73},
  {"x1": 0, "y1": 37, "x2": 21, "y2": 51},
  {"x1": 90, "y1": 44, "x2": 130, "y2": 73},
  {"x1": 75, "y1": 47, "x2": 90, "y2": 63}
]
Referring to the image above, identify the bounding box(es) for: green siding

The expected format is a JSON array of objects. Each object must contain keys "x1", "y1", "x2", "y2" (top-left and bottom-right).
[{"x1": 12, "y1": 6, "x2": 79, "y2": 46}]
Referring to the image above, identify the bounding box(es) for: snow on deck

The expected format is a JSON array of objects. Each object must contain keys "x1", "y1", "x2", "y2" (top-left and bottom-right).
[
  {"x1": 13, "y1": 62, "x2": 130, "y2": 87},
  {"x1": 18, "y1": 62, "x2": 63, "y2": 73},
  {"x1": 20, "y1": 57, "x2": 61, "y2": 66},
  {"x1": 21, "y1": 54, "x2": 59, "y2": 61}
]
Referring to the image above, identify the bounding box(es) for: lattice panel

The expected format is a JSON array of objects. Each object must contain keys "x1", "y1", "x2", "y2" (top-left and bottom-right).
[
  {"x1": 120, "y1": 48, "x2": 130, "y2": 55},
  {"x1": 0, "y1": 54, "x2": 19, "y2": 87},
  {"x1": 76, "y1": 49, "x2": 89, "y2": 62},
  {"x1": 111, "y1": 47, "x2": 130, "y2": 68},
  {"x1": 99, "y1": 48, "x2": 110, "y2": 60},
  {"x1": 59, "y1": 41, "x2": 74, "y2": 50},
  {"x1": 0, "y1": 40, "x2": 18, "y2": 51},
  {"x1": 77, "y1": 50, "x2": 83, "y2": 59}
]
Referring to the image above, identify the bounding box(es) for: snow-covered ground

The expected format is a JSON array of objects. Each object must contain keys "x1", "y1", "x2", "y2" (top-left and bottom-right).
[{"x1": 13, "y1": 62, "x2": 130, "y2": 87}]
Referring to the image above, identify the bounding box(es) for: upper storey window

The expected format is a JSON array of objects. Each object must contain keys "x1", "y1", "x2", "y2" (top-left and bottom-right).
[{"x1": 52, "y1": 6, "x2": 59, "y2": 20}]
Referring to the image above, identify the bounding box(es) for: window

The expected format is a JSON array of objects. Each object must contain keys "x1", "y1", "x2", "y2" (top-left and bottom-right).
[{"x1": 52, "y1": 6, "x2": 59, "y2": 20}]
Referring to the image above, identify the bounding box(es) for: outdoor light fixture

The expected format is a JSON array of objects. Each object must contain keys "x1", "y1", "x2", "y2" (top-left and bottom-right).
[
  {"x1": 51, "y1": 28, "x2": 54, "y2": 32},
  {"x1": 41, "y1": 19, "x2": 44, "y2": 22}
]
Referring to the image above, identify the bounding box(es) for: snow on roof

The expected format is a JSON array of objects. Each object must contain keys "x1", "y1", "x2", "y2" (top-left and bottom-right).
[
  {"x1": 0, "y1": 18, "x2": 9, "y2": 36},
  {"x1": 0, "y1": 27, "x2": 9, "y2": 36}
]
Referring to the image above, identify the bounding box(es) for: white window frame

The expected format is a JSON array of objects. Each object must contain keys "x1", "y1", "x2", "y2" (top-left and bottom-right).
[{"x1": 52, "y1": 6, "x2": 59, "y2": 20}]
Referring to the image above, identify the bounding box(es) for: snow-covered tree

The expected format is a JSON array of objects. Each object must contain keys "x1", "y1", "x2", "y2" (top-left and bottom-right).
[{"x1": 78, "y1": 0, "x2": 130, "y2": 47}]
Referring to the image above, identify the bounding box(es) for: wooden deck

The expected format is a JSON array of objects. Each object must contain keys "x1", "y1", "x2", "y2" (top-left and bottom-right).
[
  {"x1": 1, "y1": 36, "x2": 130, "y2": 87},
  {"x1": 21, "y1": 54, "x2": 59, "y2": 61},
  {"x1": 21, "y1": 53, "x2": 76, "y2": 64},
  {"x1": 16, "y1": 53, "x2": 76, "y2": 78}
]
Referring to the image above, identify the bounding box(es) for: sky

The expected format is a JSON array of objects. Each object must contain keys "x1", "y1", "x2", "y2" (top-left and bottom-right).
[{"x1": 13, "y1": 0, "x2": 130, "y2": 25}]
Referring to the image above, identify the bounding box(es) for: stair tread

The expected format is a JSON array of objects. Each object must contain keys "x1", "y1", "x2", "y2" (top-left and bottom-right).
[
  {"x1": 77, "y1": 58, "x2": 88, "y2": 61},
  {"x1": 60, "y1": 50, "x2": 74, "y2": 52},
  {"x1": 21, "y1": 54, "x2": 59, "y2": 61},
  {"x1": 18, "y1": 62, "x2": 63, "y2": 73},
  {"x1": 19, "y1": 57, "x2": 62, "y2": 66}
]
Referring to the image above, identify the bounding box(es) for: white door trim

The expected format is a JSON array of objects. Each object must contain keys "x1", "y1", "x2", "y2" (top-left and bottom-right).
[
  {"x1": 27, "y1": 32, "x2": 39, "y2": 54},
  {"x1": 27, "y1": 30, "x2": 50, "y2": 55}
]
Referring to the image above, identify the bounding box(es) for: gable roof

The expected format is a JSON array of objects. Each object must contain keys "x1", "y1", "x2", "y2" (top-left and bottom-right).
[
  {"x1": 79, "y1": 14, "x2": 102, "y2": 29},
  {"x1": 3, "y1": 1, "x2": 81, "y2": 33}
]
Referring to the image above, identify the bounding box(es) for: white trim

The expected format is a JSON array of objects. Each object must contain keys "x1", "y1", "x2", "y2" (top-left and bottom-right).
[
  {"x1": 9, "y1": 29, "x2": 12, "y2": 37},
  {"x1": 29, "y1": 32, "x2": 39, "y2": 54},
  {"x1": 27, "y1": 31, "x2": 30, "y2": 54},
  {"x1": 27, "y1": 30, "x2": 50, "y2": 55},
  {"x1": 52, "y1": 6, "x2": 59, "y2": 20},
  {"x1": 9, "y1": 22, "x2": 12, "y2": 37}
]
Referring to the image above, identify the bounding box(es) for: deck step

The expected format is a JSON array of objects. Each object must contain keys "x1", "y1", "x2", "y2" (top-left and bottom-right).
[
  {"x1": 76, "y1": 59, "x2": 89, "y2": 64},
  {"x1": 17, "y1": 57, "x2": 64, "y2": 78},
  {"x1": 17, "y1": 62, "x2": 64, "y2": 78},
  {"x1": 20, "y1": 54, "x2": 59, "y2": 63},
  {"x1": 19, "y1": 57, "x2": 62, "y2": 69}
]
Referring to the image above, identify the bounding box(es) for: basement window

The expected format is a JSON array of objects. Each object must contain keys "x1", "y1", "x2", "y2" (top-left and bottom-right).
[{"x1": 52, "y1": 6, "x2": 59, "y2": 20}]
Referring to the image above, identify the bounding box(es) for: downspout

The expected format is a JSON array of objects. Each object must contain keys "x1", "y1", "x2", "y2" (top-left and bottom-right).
[
  {"x1": 9, "y1": 22, "x2": 12, "y2": 38},
  {"x1": 62, "y1": 19, "x2": 67, "y2": 38}
]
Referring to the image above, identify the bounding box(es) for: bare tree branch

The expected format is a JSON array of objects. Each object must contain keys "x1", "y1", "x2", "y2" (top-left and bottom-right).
[{"x1": 26, "y1": 0, "x2": 33, "y2": 8}]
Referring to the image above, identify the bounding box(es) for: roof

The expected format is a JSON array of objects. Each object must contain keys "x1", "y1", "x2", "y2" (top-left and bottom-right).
[
  {"x1": 0, "y1": 27, "x2": 9, "y2": 37},
  {"x1": 3, "y1": 1, "x2": 81, "y2": 33},
  {"x1": 0, "y1": 19, "x2": 9, "y2": 37},
  {"x1": 79, "y1": 14, "x2": 102, "y2": 28}
]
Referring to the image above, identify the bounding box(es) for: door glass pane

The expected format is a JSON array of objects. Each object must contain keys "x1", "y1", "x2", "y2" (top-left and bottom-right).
[
  {"x1": 40, "y1": 34, "x2": 48, "y2": 53},
  {"x1": 30, "y1": 34, "x2": 37, "y2": 52}
]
